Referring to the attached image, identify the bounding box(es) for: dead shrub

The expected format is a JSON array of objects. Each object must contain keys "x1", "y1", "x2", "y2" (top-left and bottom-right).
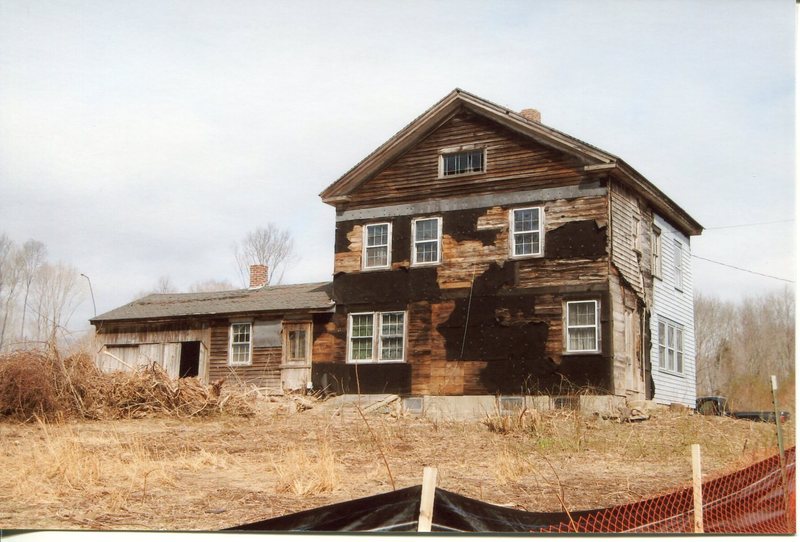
[
  {"x1": 0, "y1": 351, "x2": 62, "y2": 419},
  {"x1": 0, "y1": 349, "x2": 253, "y2": 421}
]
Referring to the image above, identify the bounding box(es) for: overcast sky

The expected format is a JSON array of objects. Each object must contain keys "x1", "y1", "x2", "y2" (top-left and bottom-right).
[{"x1": 0, "y1": 0, "x2": 795, "y2": 336}]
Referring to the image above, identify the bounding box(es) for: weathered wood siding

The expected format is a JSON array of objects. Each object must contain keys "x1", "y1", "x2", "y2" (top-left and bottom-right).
[
  {"x1": 97, "y1": 312, "x2": 336, "y2": 393},
  {"x1": 343, "y1": 109, "x2": 589, "y2": 209},
  {"x1": 95, "y1": 321, "x2": 211, "y2": 381},
  {"x1": 609, "y1": 180, "x2": 654, "y2": 302},
  {"x1": 208, "y1": 319, "x2": 281, "y2": 392},
  {"x1": 327, "y1": 186, "x2": 615, "y2": 396},
  {"x1": 650, "y1": 214, "x2": 696, "y2": 406}
]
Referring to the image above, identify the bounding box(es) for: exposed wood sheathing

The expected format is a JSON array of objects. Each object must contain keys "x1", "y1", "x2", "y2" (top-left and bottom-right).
[{"x1": 343, "y1": 110, "x2": 589, "y2": 209}]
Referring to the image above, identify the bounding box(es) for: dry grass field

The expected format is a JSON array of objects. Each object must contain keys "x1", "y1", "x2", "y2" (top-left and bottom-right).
[{"x1": 0, "y1": 396, "x2": 792, "y2": 531}]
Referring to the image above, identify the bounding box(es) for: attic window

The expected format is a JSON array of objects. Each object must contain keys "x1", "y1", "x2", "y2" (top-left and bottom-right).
[{"x1": 440, "y1": 149, "x2": 484, "y2": 177}]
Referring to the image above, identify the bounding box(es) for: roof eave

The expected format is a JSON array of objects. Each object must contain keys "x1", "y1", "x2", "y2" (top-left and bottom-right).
[{"x1": 609, "y1": 161, "x2": 704, "y2": 237}]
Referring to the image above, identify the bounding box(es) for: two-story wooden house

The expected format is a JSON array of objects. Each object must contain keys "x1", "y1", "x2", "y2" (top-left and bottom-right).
[
  {"x1": 310, "y1": 89, "x2": 702, "y2": 408},
  {"x1": 91, "y1": 89, "x2": 701, "y2": 410}
]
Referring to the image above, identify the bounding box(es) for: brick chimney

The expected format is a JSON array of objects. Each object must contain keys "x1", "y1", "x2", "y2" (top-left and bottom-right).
[
  {"x1": 520, "y1": 108, "x2": 541, "y2": 123},
  {"x1": 249, "y1": 264, "x2": 268, "y2": 289}
]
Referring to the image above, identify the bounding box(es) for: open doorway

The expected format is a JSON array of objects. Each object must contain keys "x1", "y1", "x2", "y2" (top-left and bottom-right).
[{"x1": 179, "y1": 341, "x2": 201, "y2": 378}]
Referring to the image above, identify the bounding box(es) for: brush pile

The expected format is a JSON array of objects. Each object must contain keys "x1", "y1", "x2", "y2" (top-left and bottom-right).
[{"x1": 0, "y1": 350, "x2": 254, "y2": 421}]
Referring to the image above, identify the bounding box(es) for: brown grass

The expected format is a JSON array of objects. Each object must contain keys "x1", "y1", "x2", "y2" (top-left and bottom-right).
[{"x1": 0, "y1": 398, "x2": 792, "y2": 531}]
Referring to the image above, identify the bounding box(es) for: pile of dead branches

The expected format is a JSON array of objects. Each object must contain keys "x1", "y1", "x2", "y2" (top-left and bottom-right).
[
  {"x1": 105, "y1": 363, "x2": 253, "y2": 419},
  {"x1": 0, "y1": 350, "x2": 253, "y2": 421}
]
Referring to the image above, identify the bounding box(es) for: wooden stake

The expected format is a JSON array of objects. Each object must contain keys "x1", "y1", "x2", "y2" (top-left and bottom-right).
[
  {"x1": 770, "y1": 375, "x2": 790, "y2": 529},
  {"x1": 691, "y1": 444, "x2": 703, "y2": 533},
  {"x1": 418, "y1": 466, "x2": 437, "y2": 532}
]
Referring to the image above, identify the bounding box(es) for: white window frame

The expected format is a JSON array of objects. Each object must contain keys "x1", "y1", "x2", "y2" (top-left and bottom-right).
[
  {"x1": 632, "y1": 218, "x2": 642, "y2": 254},
  {"x1": 509, "y1": 206, "x2": 544, "y2": 258},
  {"x1": 651, "y1": 227, "x2": 662, "y2": 279},
  {"x1": 564, "y1": 300, "x2": 600, "y2": 354},
  {"x1": 411, "y1": 216, "x2": 442, "y2": 266},
  {"x1": 347, "y1": 311, "x2": 407, "y2": 363},
  {"x1": 658, "y1": 319, "x2": 684, "y2": 374},
  {"x1": 228, "y1": 321, "x2": 253, "y2": 366},
  {"x1": 438, "y1": 145, "x2": 486, "y2": 178},
  {"x1": 362, "y1": 222, "x2": 392, "y2": 270},
  {"x1": 283, "y1": 321, "x2": 312, "y2": 365},
  {"x1": 673, "y1": 239, "x2": 684, "y2": 291}
]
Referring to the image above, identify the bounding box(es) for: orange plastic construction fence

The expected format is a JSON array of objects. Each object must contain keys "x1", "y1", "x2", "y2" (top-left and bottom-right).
[{"x1": 539, "y1": 447, "x2": 796, "y2": 534}]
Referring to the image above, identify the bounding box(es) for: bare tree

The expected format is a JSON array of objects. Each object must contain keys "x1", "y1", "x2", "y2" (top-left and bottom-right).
[
  {"x1": 154, "y1": 275, "x2": 176, "y2": 294},
  {"x1": 17, "y1": 239, "x2": 47, "y2": 340},
  {"x1": 30, "y1": 262, "x2": 85, "y2": 348},
  {"x1": 233, "y1": 224, "x2": 296, "y2": 286},
  {"x1": 0, "y1": 234, "x2": 18, "y2": 350},
  {"x1": 694, "y1": 288, "x2": 795, "y2": 409},
  {"x1": 189, "y1": 278, "x2": 236, "y2": 292},
  {"x1": 134, "y1": 275, "x2": 178, "y2": 299}
]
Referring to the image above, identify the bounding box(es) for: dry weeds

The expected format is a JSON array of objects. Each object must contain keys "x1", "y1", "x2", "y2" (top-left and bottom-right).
[
  {"x1": 0, "y1": 398, "x2": 792, "y2": 531},
  {"x1": 0, "y1": 350, "x2": 253, "y2": 421}
]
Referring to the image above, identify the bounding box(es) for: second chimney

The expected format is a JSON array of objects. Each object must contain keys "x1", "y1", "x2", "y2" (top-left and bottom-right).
[
  {"x1": 249, "y1": 264, "x2": 269, "y2": 289},
  {"x1": 520, "y1": 108, "x2": 541, "y2": 123}
]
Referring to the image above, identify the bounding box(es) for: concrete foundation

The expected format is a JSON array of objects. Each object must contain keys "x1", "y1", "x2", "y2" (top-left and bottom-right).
[{"x1": 401, "y1": 394, "x2": 626, "y2": 421}]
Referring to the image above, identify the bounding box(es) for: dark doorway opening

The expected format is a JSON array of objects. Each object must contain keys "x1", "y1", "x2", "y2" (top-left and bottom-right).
[{"x1": 179, "y1": 341, "x2": 201, "y2": 378}]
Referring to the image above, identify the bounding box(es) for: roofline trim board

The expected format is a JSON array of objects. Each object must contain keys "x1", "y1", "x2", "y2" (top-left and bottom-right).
[{"x1": 318, "y1": 89, "x2": 700, "y2": 237}]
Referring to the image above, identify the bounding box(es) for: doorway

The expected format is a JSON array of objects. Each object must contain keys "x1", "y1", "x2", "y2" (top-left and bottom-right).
[{"x1": 179, "y1": 341, "x2": 201, "y2": 378}]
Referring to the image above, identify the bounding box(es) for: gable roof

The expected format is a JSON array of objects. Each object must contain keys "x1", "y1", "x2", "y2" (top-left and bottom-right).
[
  {"x1": 320, "y1": 88, "x2": 702, "y2": 236},
  {"x1": 91, "y1": 282, "x2": 333, "y2": 324}
]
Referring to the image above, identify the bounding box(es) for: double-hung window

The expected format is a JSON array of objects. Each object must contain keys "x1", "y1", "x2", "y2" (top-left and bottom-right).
[
  {"x1": 658, "y1": 319, "x2": 684, "y2": 373},
  {"x1": 363, "y1": 223, "x2": 391, "y2": 269},
  {"x1": 510, "y1": 207, "x2": 543, "y2": 257},
  {"x1": 441, "y1": 149, "x2": 484, "y2": 176},
  {"x1": 673, "y1": 240, "x2": 684, "y2": 291},
  {"x1": 348, "y1": 311, "x2": 406, "y2": 362},
  {"x1": 412, "y1": 217, "x2": 441, "y2": 266},
  {"x1": 651, "y1": 228, "x2": 662, "y2": 279},
  {"x1": 229, "y1": 322, "x2": 252, "y2": 366},
  {"x1": 565, "y1": 300, "x2": 600, "y2": 353}
]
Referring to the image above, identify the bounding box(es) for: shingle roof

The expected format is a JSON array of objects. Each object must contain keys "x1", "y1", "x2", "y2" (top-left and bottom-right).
[{"x1": 91, "y1": 282, "x2": 334, "y2": 323}]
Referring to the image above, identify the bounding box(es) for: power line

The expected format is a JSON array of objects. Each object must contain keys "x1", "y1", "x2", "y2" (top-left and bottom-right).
[
  {"x1": 704, "y1": 219, "x2": 794, "y2": 230},
  {"x1": 692, "y1": 254, "x2": 795, "y2": 283}
]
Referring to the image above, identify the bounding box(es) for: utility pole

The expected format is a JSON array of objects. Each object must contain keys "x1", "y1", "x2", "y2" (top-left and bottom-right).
[{"x1": 80, "y1": 273, "x2": 97, "y2": 317}]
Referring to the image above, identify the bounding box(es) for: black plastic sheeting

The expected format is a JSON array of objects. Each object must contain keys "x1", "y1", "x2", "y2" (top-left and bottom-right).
[{"x1": 226, "y1": 485, "x2": 601, "y2": 532}]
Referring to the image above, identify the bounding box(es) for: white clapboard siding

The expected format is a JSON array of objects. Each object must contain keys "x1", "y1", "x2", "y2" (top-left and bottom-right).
[{"x1": 650, "y1": 214, "x2": 696, "y2": 406}]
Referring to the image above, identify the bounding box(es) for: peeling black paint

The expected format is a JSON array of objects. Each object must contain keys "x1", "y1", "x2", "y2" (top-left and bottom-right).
[
  {"x1": 331, "y1": 208, "x2": 614, "y2": 396},
  {"x1": 334, "y1": 220, "x2": 357, "y2": 254},
  {"x1": 442, "y1": 208, "x2": 498, "y2": 247},
  {"x1": 545, "y1": 220, "x2": 607, "y2": 260},
  {"x1": 312, "y1": 362, "x2": 411, "y2": 395},
  {"x1": 332, "y1": 267, "x2": 441, "y2": 305}
]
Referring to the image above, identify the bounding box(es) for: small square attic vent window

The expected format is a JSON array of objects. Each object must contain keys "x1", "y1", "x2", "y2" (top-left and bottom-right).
[{"x1": 441, "y1": 149, "x2": 484, "y2": 176}]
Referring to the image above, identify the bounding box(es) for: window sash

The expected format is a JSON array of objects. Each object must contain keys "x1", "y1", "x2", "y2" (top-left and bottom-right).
[
  {"x1": 651, "y1": 229, "x2": 662, "y2": 278},
  {"x1": 565, "y1": 301, "x2": 599, "y2": 353},
  {"x1": 673, "y1": 240, "x2": 683, "y2": 290},
  {"x1": 229, "y1": 323, "x2": 252, "y2": 366},
  {"x1": 348, "y1": 311, "x2": 405, "y2": 362},
  {"x1": 364, "y1": 223, "x2": 390, "y2": 269},
  {"x1": 442, "y1": 149, "x2": 484, "y2": 176},
  {"x1": 657, "y1": 320, "x2": 684, "y2": 373},
  {"x1": 287, "y1": 329, "x2": 307, "y2": 361},
  {"x1": 412, "y1": 217, "x2": 441, "y2": 265},
  {"x1": 510, "y1": 207, "x2": 543, "y2": 257}
]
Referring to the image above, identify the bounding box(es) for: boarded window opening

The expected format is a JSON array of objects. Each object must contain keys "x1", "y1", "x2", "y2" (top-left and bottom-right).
[{"x1": 179, "y1": 341, "x2": 201, "y2": 378}]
